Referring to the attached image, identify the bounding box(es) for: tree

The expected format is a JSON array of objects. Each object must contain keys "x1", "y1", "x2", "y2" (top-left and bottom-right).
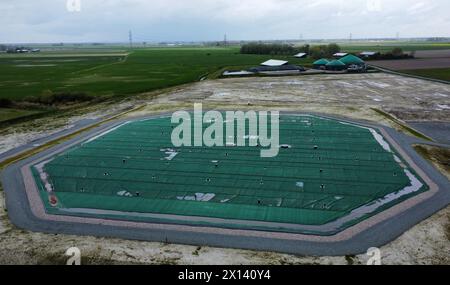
[
  {"x1": 309, "y1": 43, "x2": 341, "y2": 59},
  {"x1": 391, "y1": 48, "x2": 404, "y2": 57},
  {"x1": 327, "y1": 43, "x2": 341, "y2": 56},
  {"x1": 310, "y1": 46, "x2": 327, "y2": 59},
  {"x1": 240, "y1": 43, "x2": 298, "y2": 55}
]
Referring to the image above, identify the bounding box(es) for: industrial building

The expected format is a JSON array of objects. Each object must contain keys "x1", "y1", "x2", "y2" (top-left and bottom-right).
[
  {"x1": 313, "y1": 58, "x2": 330, "y2": 70},
  {"x1": 325, "y1": 60, "x2": 347, "y2": 71},
  {"x1": 248, "y1": 59, "x2": 305, "y2": 73},
  {"x1": 340, "y1": 54, "x2": 367, "y2": 72},
  {"x1": 359, "y1": 51, "x2": 380, "y2": 59},
  {"x1": 294, "y1": 52, "x2": 307, "y2": 58},
  {"x1": 313, "y1": 54, "x2": 367, "y2": 72},
  {"x1": 333, "y1": 52, "x2": 349, "y2": 58}
]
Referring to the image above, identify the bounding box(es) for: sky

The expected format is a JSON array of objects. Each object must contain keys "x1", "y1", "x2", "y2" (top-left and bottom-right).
[{"x1": 1, "y1": 0, "x2": 450, "y2": 43}]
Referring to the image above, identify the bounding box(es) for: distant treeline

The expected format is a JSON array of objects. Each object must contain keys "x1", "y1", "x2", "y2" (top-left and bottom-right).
[
  {"x1": 240, "y1": 43, "x2": 311, "y2": 56},
  {"x1": 240, "y1": 43, "x2": 342, "y2": 59},
  {"x1": 23, "y1": 90, "x2": 95, "y2": 106},
  {"x1": 1, "y1": 90, "x2": 99, "y2": 109},
  {"x1": 365, "y1": 48, "x2": 414, "y2": 60},
  {"x1": 309, "y1": 44, "x2": 341, "y2": 59}
]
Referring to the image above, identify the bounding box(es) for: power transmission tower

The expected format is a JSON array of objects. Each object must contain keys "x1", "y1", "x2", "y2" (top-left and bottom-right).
[
  {"x1": 129, "y1": 30, "x2": 133, "y2": 49},
  {"x1": 224, "y1": 34, "x2": 227, "y2": 46}
]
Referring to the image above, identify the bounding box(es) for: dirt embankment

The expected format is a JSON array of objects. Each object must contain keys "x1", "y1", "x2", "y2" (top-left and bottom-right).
[
  {"x1": 147, "y1": 73, "x2": 450, "y2": 122},
  {"x1": 413, "y1": 145, "x2": 450, "y2": 180}
]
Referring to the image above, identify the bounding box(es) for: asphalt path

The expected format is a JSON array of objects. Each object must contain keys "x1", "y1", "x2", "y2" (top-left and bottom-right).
[
  {"x1": 407, "y1": 121, "x2": 450, "y2": 145},
  {"x1": 0, "y1": 118, "x2": 100, "y2": 163}
]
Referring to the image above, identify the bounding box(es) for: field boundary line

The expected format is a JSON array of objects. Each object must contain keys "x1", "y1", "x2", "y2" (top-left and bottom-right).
[
  {"x1": 369, "y1": 65, "x2": 450, "y2": 85},
  {"x1": 70, "y1": 52, "x2": 131, "y2": 76}
]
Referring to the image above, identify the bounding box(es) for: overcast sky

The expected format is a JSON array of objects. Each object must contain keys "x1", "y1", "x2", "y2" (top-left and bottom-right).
[{"x1": 1, "y1": 0, "x2": 450, "y2": 43}]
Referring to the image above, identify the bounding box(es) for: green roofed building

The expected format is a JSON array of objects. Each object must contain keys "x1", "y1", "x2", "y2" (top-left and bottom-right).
[
  {"x1": 340, "y1": 54, "x2": 365, "y2": 65},
  {"x1": 313, "y1": 58, "x2": 329, "y2": 70},
  {"x1": 340, "y1": 54, "x2": 367, "y2": 72},
  {"x1": 325, "y1": 60, "x2": 346, "y2": 71}
]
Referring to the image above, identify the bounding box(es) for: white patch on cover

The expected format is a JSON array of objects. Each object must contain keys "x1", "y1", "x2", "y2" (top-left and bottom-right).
[
  {"x1": 161, "y1": 148, "x2": 178, "y2": 160},
  {"x1": 300, "y1": 119, "x2": 312, "y2": 126},
  {"x1": 350, "y1": 169, "x2": 423, "y2": 216},
  {"x1": 35, "y1": 160, "x2": 54, "y2": 193},
  {"x1": 339, "y1": 121, "x2": 392, "y2": 152},
  {"x1": 369, "y1": 129, "x2": 392, "y2": 152},
  {"x1": 117, "y1": 190, "x2": 133, "y2": 197},
  {"x1": 276, "y1": 198, "x2": 283, "y2": 207},
  {"x1": 279, "y1": 144, "x2": 292, "y2": 149},
  {"x1": 177, "y1": 193, "x2": 215, "y2": 202}
]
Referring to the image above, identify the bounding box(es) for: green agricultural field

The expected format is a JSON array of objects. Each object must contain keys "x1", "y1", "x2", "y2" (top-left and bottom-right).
[
  {"x1": 339, "y1": 42, "x2": 450, "y2": 53},
  {"x1": 0, "y1": 108, "x2": 42, "y2": 123},
  {"x1": 402, "y1": 68, "x2": 450, "y2": 82},
  {"x1": 0, "y1": 54, "x2": 125, "y2": 100},
  {"x1": 0, "y1": 47, "x2": 312, "y2": 101}
]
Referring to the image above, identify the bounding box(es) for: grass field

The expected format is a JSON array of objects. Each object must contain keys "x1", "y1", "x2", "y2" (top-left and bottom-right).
[
  {"x1": 1, "y1": 41, "x2": 449, "y2": 102},
  {"x1": 32, "y1": 115, "x2": 427, "y2": 232},
  {"x1": 1, "y1": 41, "x2": 448, "y2": 104},
  {"x1": 0, "y1": 47, "x2": 312, "y2": 101},
  {"x1": 0, "y1": 108, "x2": 42, "y2": 123},
  {"x1": 339, "y1": 42, "x2": 450, "y2": 53},
  {"x1": 0, "y1": 54, "x2": 125, "y2": 100},
  {"x1": 402, "y1": 68, "x2": 450, "y2": 82}
]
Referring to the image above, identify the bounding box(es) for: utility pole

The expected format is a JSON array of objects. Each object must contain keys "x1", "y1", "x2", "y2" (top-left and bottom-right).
[
  {"x1": 349, "y1": 33, "x2": 353, "y2": 42},
  {"x1": 129, "y1": 30, "x2": 133, "y2": 49}
]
